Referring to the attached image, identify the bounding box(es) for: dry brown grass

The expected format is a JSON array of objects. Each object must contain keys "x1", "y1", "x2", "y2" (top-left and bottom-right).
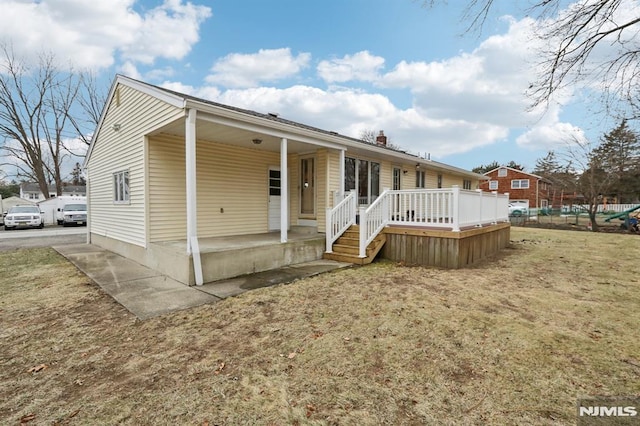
[{"x1": 2, "y1": 227, "x2": 640, "y2": 425}]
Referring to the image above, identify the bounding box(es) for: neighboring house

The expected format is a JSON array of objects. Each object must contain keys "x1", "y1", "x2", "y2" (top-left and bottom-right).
[
  {"x1": 20, "y1": 183, "x2": 86, "y2": 202},
  {"x1": 84, "y1": 75, "x2": 508, "y2": 286},
  {"x1": 1, "y1": 196, "x2": 35, "y2": 213},
  {"x1": 480, "y1": 167, "x2": 552, "y2": 209}
]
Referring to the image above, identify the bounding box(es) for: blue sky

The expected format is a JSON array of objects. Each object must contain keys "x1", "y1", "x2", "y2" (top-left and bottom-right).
[{"x1": 1, "y1": 0, "x2": 632, "y2": 174}]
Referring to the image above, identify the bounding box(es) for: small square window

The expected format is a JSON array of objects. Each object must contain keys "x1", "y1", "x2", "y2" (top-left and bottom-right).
[
  {"x1": 463, "y1": 179, "x2": 472, "y2": 190},
  {"x1": 489, "y1": 180, "x2": 498, "y2": 190},
  {"x1": 498, "y1": 168, "x2": 507, "y2": 177}
]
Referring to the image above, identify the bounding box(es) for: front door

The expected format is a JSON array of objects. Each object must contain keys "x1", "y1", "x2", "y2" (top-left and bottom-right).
[
  {"x1": 268, "y1": 167, "x2": 281, "y2": 231},
  {"x1": 300, "y1": 157, "x2": 315, "y2": 217}
]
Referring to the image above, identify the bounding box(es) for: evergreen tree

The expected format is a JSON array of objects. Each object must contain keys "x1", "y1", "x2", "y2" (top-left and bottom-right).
[{"x1": 591, "y1": 120, "x2": 640, "y2": 203}]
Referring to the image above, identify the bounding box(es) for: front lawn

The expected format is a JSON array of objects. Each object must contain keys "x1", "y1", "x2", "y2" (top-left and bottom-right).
[{"x1": 1, "y1": 227, "x2": 639, "y2": 424}]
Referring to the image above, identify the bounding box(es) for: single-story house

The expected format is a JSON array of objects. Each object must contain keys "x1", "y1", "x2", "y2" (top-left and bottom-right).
[
  {"x1": 84, "y1": 75, "x2": 509, "y2": 286},
  {"x1": 1, "y1": 196, "x2": 35, "y2": 214},
  {"x1": 20, "y1": 182, "x2": 86, "y2": 202}
]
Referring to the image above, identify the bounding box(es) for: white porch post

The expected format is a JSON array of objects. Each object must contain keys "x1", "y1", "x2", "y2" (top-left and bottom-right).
[
  {"x1": 280, "y1": 138, "x2": 288, "y2": 243},
  {"x1": 339, "y1": 149, "x2": 345, "y2": 199},
  {"x1": 185, "y1": 108, "x2": 203, "y2": 285},
  {"x1": 451, "y1": 185, "x2": 461, "y2": 232}
]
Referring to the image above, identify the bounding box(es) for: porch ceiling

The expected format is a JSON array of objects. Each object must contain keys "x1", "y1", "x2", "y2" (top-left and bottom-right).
[{"x1": 150, "y1": 116, "x2": 337, "y2": 154}]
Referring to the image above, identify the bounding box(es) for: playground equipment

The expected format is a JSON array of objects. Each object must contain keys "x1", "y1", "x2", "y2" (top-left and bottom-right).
[{"x1": 603, "y1": 204, "x2": 640, "y2": 231}]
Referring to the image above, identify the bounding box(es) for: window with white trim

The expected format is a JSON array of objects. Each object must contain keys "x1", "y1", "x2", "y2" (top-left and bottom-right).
[
  {"x1": 498, "y1": 168, "x2": 507, "y2": 177},
  {"x1": 489, "y1": 180, "x2": 498, "y2": 190},
  {"x1": 344, "y1": 157, "x2": 380, "y2": 205},
  {"x1": 511, "y1": 179, "x2": 530, "y2": 189},
  {"x1": 463, "y1": 179, "x2": 472, "y2": 190},
  {"x1": 113, "y1": 170, "x2": 130, "y2": 203}
]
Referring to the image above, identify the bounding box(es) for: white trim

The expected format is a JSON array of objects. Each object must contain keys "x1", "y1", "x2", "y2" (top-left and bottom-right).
[
  {"x1": 185, "y1": 108, "x2": 197, "y2": 252},
  {"x1": 339, "y1": 149, "x2": 345, "y2": 198},
  {"x1": 196, "y1": 112, "x2": 347, "y2": 151},
  {"x1": 280, "y1": 138, "x2": 288, "y2": 243}
]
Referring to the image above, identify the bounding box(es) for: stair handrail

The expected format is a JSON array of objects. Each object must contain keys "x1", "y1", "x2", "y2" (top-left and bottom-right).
[
  {"x1": 325, "y1": 190, "x2": 357, "y2": 252},
  {"x1": 359, "y1": 189, "x2": 391, "y2": 257}
]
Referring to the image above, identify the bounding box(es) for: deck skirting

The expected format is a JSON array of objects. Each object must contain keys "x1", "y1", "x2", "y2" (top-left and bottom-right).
[{"x1": 381, "y1": 222, "x2": 510, "y2": 268}]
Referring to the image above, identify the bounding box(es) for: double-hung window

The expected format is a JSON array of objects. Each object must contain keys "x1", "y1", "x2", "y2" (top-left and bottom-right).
[
  {"x1": 114, "y1": 170, "x2": 130, "y2": 203},
  {"x1": 511, "y1": 179, "x2": 529, "y2": 189},
  {"x1": 489, "y1": 180, "x2": 498, "y2": 190}
]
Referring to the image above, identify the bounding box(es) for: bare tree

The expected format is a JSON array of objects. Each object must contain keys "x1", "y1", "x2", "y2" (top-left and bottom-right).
[
  {"x1": 0, "y1": 44, "x2": 98, "y2": 197},
  {"x1": 359, "y1": 129, "x2": 403, "y2": 150},
  {"x1": 426, "y1": 1, "x2": 640, "y2": 113},
  {"x1": 67, "y1": 72, "x2": 106, "y2": 147}
]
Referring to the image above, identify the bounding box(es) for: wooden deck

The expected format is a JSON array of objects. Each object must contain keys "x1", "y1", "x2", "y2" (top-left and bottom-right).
[{"x1": 380, "y1": 222, "x2": 510, "y2": 268}]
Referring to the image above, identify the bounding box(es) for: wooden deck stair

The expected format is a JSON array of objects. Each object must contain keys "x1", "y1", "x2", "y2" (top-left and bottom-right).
[{"x1": 323, "y1": 225, "x2": 386, "y2": 265}]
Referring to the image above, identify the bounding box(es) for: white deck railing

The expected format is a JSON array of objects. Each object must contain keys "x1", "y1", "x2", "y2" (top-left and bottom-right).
[
  {"x1": 325, "y1": 190, "x2": 357, "y2": 252},
  {"x1": 326, "y1": 186, "x2": 510, "y2": 258}
]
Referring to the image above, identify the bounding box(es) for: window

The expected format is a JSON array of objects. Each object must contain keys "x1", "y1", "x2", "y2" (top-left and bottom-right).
[
  {"x1": 269, "y1": 169, "x2": 281, "y2": 196},
  {"x1": 437, "y1": 174, "x2": 443, "y2": 188},
  {"x1": 463, "y1": 179, "x2": 472, "y2": 190},
  {"x1": 392, "y1": 167, "x2": 401, "y2": 190},
  {"x1": 114, "y1": 170, "x2": 130, "y2": 203},
  {"x1": 416, "y1": 170, "x2": 425, "y2": 188},
  {"x1": 344, "y1": 157, "x2": 380, "y2": 205},
  {"x1": 489, "y1": 180, "x2": 498, "y2": 190},
  {"x1": 498, "y1": 168, "x2": 507, "y2": 177},
  {"x1": 28, "y1": 193, "x2": 38, "y2": 200},
  {"x1": 511, "y1": 179, "x2": 530, "y2": 189}
]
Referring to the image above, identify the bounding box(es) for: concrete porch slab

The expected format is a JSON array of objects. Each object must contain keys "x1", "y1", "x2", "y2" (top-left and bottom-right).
[{"x1": 199, "y1": 259, "x2": 352, "y2": 299}]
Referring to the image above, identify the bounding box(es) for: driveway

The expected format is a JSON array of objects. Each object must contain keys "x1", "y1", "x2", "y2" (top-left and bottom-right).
[{"x1": 0, "y1": 226, "x2": 87, "y2": 251}]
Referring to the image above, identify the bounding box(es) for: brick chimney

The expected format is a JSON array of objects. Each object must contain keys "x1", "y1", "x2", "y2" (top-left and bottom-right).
[{"x1": 376, "y1": 130, "x2": 387, "y2": 146}]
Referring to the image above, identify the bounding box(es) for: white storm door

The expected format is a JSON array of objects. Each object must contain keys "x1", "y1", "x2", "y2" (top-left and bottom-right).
[{"x1": 268, "y1": 167, "x2": 281, "y2": 231}]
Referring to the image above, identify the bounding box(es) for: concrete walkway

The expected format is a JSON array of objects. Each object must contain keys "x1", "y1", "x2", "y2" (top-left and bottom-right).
[{"x1": 54, "y1": 244, "x2": 350, "y2": 320}]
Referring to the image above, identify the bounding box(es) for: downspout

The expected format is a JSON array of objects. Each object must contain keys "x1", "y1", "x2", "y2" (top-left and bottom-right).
[
  {"x1": 339, "y1": 149, "x2": 345, "y2": 200},
  {"x1": 185, "y1": 108, "x2": 203, "y2": 285},
  {"x1": 85, "y1": 167, "x2": 91, "y2": 244}
]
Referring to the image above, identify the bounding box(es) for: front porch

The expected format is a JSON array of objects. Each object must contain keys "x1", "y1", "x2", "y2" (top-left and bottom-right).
[{"x1": 147, "y1": 227, "x2": 326, "y2": 285}]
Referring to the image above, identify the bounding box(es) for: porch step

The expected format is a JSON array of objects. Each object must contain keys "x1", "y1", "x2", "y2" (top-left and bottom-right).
[{"x1": 323, "y1": 225, "x2": 386, "y2": 265}]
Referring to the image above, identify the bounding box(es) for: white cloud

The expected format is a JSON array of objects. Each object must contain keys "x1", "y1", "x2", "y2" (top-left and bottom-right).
[
  {"x1": 516, "y1": 122, "x2": 587, "y2": 151},
  {"x1": 317, "y1": 51, "x2": 385, "y2": 83},
  {"x1": 201, "y1": 84, "x2": 505, "y2": 158},
  {"x1": 0, "y1": 0, "x2": 211, "y2": 70},
  {"x1": 205, "y1": 48, "x2": 311, "y2": 88}
]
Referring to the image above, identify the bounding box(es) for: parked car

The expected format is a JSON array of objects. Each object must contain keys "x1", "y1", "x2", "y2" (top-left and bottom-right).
[
  {"x1": 4, "y1": 205, "x2": 44, "y2": 230},
  {"x1": 508, "y1": 203, "x2": 528, "y2": 216},
  {"x1": 61, "y1": 203, "x2": 87, "y2": 227}
]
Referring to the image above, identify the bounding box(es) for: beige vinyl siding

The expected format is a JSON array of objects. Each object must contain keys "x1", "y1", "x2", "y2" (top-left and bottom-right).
[
  {"x1": 87, "y1": 84, "x2": 183, "y2": 247},
  {"x1": 197, "y1": 141, "x2": 280, "y2": 237},
  {"x1": 148, "y1": 135, "x2": 186, "y2": 242},
  {"x1": 327, "y1": 151, "x2": 341, "y2": 207},
  {"x1": 288, "y1": 154, "x2": 299, "y2": 225},
  {"x1": 426, "y1": 171, "x2": 438, "y2": 189},
  {"x1": 149, "y1": 135, "x2": 295, "y2": 241},
  {"x1": 315, "y1": 150, "x2": 327, "y2": 228},
  {"x1": 400, "y1": 166, "x2": 413, "y2": 190}
]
